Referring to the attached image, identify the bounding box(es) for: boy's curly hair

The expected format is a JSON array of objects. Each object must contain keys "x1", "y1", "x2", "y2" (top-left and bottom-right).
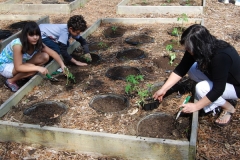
[{"x1": 67, "y1": 15, "x2": 87, "y2": 32}]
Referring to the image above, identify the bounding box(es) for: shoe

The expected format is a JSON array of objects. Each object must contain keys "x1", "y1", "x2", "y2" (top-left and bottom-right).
[
  {"x1": 214, "y1": 110, "x2": 233, "y2": 126},
  {"x1": 4, "y1": 79, "x2": 19, "y2": 92}
]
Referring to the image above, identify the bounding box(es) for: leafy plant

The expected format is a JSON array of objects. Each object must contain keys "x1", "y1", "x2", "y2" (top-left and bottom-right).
[
  {"x1": 177, "y1": 13, "x2": 188, "y2": 31},
  {"x1": 111, "y1": 26, "x2": 117, "y2": 33},
  {"x1": 125, "y1": 75, "x2": 144, "y2": 94},
  {"x1": 169, "y1": 52, "x2": 176, "y2": 66},
  {"x1": 64, "y1": 67, "x2": 75, "y2": 85},
  {"x1": 166, "y1": 44, "x2": 176, "y2": 66},
  {"x1": 171, "y1": 28, "x2": 180, "y2": 45},
  {"x1": 80, "y1": 55, "x2": 92, "y2": 62},
  {"x1": 98, "y1": 42, "x2": 108, "y2": 48},
  {"x1": 125, "y1": 75, "x2": 153, "y2": 107},
  {"x1": 166, "y1": 0, "x2": 171, "y2": 2}
]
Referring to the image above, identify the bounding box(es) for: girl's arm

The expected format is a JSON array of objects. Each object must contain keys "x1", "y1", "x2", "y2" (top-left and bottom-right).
[{"x1": 42, "y1": 43, "x2": 66, "y2": 70}]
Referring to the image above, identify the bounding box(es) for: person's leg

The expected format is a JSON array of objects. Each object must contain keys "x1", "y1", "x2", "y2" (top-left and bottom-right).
[
  {"x1": 42, "y1": 37, "x2": 60, "y2": 53},
  {"x1": 188, "y1": 62, "x2": 210, "y2": 82},
  {"x1": 195, "y1": 80, "x2": 237, "y2": 125}
]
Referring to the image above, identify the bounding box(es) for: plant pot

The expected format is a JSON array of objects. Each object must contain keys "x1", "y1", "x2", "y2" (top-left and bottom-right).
[{"x1": 141, "y1": 98, "x2": 160, "y2": 111}]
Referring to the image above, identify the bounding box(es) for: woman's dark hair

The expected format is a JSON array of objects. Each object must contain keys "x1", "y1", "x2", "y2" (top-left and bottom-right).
[
  {"x1": 67, "y1": 15, "x2": 87, "y2": 32},
  {"x1": 19, "y1": 21, "x2": 43, "y2": 54},
  {"x1": 180, "y1": 24, "x2": 230, "y2": 72}
]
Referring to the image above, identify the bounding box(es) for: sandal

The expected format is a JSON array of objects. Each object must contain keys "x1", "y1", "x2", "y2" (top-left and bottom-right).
[
  {"x1": 4, "y1": 79, "x2": 19, "y2": 92},
  {"x1": 214, "y1": 110, "x2": 233, "y2": 126}
]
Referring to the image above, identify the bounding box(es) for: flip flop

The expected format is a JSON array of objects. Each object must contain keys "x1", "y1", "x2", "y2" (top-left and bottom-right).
[{"x1": 214, "y1": 110, "x2": 233, "y2": 126}]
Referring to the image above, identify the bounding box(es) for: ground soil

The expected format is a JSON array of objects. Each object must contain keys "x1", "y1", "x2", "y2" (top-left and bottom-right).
[{"x1": 0, "y1": 0, "x2": 240, "y2": 159}]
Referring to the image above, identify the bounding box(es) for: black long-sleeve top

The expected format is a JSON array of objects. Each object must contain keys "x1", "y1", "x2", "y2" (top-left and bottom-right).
[{"x1": 173, "y1": 46, "x2": 240, "y2": 102}]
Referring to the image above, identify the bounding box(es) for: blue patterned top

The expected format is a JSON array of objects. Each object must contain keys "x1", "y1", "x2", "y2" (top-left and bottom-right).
[{"x1": 0, "y1": 38, "x2": 37, "y2": 72}]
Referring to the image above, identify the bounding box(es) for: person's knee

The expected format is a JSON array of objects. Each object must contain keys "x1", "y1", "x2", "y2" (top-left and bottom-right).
[
  {"x1": 40, "y1": 52, "x2": 50, "y2": 65},
  {"x1": 195, "y1": 81, "x2": 211, "y2": 97}
]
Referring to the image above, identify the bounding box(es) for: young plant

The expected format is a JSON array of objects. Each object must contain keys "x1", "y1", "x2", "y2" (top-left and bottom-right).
[
  {"x1": 98, "y1": 42, "x2": 108, "y2": 48},
  {"x1": 111, "y1": 26, "x2": 117, "y2": 33},
  {"x1": 125, "y1": 74, "x2": 144, "y2": 95},
  {"x1": 177, "y1": 13, "x2": 188, "y2": 31},
  {"x1": 64, "y1": 67, "x2": 75, "y2": 85},
  {"x1": 171, "y1": 28, "x2": 180, "y2": 45},
  {"x1": 166, "y1": 44, "x2": 176, "y2": 66},
  {"x1": 80, "y1": 54, "x2": 92, "y2": 62}
]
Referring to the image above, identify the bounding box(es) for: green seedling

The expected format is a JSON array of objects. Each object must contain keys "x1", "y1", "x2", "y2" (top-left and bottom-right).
[
  {"x1": 166, "y1": 44, "x2": 176, "y2": 66},
  {"x1": 166, "y1": 0, "x2": 171, "y2": 2},
  {"x1": 125, "y1": 74, "x2": 144, "y2": 94},
  {"x1": 111, "y1": 26, "x2": 117, "y2": 33},
  {"x1": 177, "y1": 13, "x2": 188, "y2": 31},
  {"x1": 142, "y1": 0, "x2": 147, "y2": 4},
  {"x1": 64, "y1": 67, "x2": 75, "y2": 85},
  {"x1": 169, "y1": 52, "x2": 176, "y2": 66},
  {"x1": 171, "y1": 28, "x2": 180, "y2": 45},
  {"x1": 80, "y1": 55, "x2": 92, "y2": 62},
  {"x1": 98, "y1": 42, "x2": 108, "y2": 48},
  {"x1": 166, "y1": 44, "x2": 173, "y2": 52}
]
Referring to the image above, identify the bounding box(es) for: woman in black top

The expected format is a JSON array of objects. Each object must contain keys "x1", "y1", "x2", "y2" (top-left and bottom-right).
[{"x1": 153, "y1": 24, "x2": 240, "y2": 126}]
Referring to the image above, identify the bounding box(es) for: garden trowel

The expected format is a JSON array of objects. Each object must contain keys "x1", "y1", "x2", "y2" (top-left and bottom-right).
[
  {"x1": 175, "y1": 95, "x2": 191, "y2": 120},
  {"x1": 46, "y1": 73, "x2": 59, "y2": 82}
]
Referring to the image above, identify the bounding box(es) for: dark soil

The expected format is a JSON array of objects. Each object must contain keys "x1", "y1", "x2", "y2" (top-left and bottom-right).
[
  {"x1": 116, "y1": 48, "x2": 146, "y2": 60},
  {"x1": 105, "y1": 66, "x2": 141, "y2": 80},
  {"x1": 125, "y1": 34, "x2": 154, "y2": 45},
  {"x1": 137, "y1": 113, "x2": 191, "y2": 140},
  {"x1": 103, "y1": 26, "x2": 126, "y2": 38},
  {"x1": 89, "y1": 94, "x2": 129, "y2": 113},
  {"x1": 88, "y1": 42, "x2": 113, "y2": 52},
  {"x1": 153, "y1": 56, "x2": 181, "y2": 70},
  {"x1": 163, "y1": 39, "x2": 185, "y2": 52},
  {"x1": 22, "y1": 101, "x2": 67, "y2": 125}
]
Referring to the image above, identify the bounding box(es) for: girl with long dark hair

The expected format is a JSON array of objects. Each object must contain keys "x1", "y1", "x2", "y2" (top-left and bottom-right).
[{"x1": 0, "y1": 21, "x2": 66, "y2": 92}]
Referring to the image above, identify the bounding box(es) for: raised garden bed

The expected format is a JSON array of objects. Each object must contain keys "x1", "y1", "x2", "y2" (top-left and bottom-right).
[
  {"x1": 0, "y1": 18, "x2": 203, "y2": 159},
  {"x1": 117, "y1": 0, "x2": 206, "y2": 15},
  {"x1": 0, "y1": 0, "x2": 87, "y2": 14}
]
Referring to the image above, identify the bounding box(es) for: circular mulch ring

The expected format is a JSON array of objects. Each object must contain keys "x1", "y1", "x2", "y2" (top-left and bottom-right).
[
  {"x1": 103, "y1": 26, "x2": 126, "y2": 38},
  {"x1": 23, "y1": 101, "x2": 67, "y2": 123},
  {"x1": 88, "y1": 42, "x2": 112, "y2": 52},
  {"x1": 71, "y1": 52, "x2": 101, "y2": 65},
  {"x1": 89, "y1": 94, "x2": 129, "y2": 113},
  {"x1": 105, "y1": 66, "x2": 141, "y2": 80},
  {"x1": 0, "y1": 30, "x2": 13, "y2": 40},
  {"x1": 137, "y1": 112, "x2": 190, "y2": 140},
  {"x1": 116, "y1": 48, "x2": 146, "y2": 60},
  {"x1": 125, "y1": 34, "x2": 154, "y2": 45}
]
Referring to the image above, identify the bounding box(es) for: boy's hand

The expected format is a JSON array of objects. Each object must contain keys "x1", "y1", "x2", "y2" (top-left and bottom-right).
[{"x1": 83, "y1": 53, "x2": 92, "y2": 62}]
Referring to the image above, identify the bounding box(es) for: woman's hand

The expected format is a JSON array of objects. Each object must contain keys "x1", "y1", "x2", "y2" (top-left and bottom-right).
[
  {"x1": 38, "y1": 66, "x2": 48, "y2": 75},
  {"x1": 181, "y1": 103, "x2": 198, "y2": 113},
  {"x1": 153, "y1": 88, "x2": 166, "y2": 102}
]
